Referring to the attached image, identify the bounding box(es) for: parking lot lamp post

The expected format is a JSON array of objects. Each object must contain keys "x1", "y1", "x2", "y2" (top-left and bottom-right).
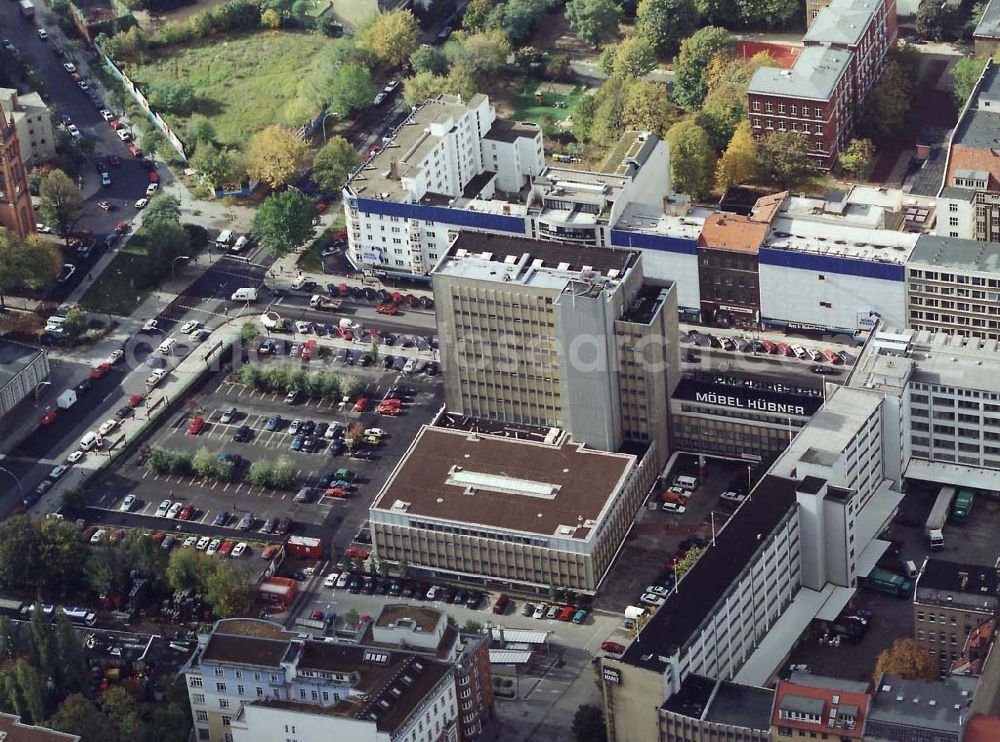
[{"x1": 0, "y1": 467, "x2": 24, "y2": 502}]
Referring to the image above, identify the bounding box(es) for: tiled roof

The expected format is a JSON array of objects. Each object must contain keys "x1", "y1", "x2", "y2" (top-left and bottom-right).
[
  {"x1": 698, "y1": 213, "x2": 767, "y2": 253},
  {"x1": 772, "y1": 680, "x2": 868, "y2": 739}
]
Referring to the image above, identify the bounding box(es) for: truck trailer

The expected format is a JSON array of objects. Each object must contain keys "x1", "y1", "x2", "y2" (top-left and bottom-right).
[{"x1": 925, "y1": 485, "x2": 955, "y2": 550}]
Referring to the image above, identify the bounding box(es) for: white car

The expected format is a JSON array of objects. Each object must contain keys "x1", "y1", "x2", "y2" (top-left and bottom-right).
[
  {"x1": 63, "y1": 63, "x2": 76, "y2": 73},
  {"x1": 106, "y1": 349, "x2": 124, "y2": 365},
  {"x1": 646, "y1": 585, "x2": 669, "y2": 597},
  {"x1": 134, "y1": 198, "x2": 148, "y2": 209},
  {"x1": 48, "y1": 465, "x2": 67, "y2": 480},
  {"x1": 36, "y1": 223, "x2": 51, "y2": 233},
  {"x1": 373, "y1": 92, "x2": 386, "y2": 105},
  {"x1": 116, "y1": 129, "x2": 131, "y2": 142},
  {"x1": 158, "y1": 338, "x2": 177, "y2": 354},
  {"x1": 155, "y1": 499, "x2": 172, "y2": 517},
  {"x1": 142, "y1": 319, "x2": 159, "y2": 332},
  {"x1": 294, "y1": 321, "x2": 311, "y2": 334},
  {"x1": 98, "y1": 419, "x2": 118, "y2": 436},
  {"x1": 196, "y1": 536, "x2": 210, "y2": 551},
  {"x1": 364, "y1": 428, "x2": 386, "y2": 438},
  {"x1": 206, "y1": 538, "x2": 221, "y2": 556},
  {"x1": 291, "y1": 275, "x2": 308, "y2": 289},
  {"x1": 335, "y1": 572, "x2": 349, "y2": 588},
  {"x1": 180, "y1": 321, "x2": 202, "y2": 334},
  {"x1": 720, "y1": 491, "x2": 746, "y2": 505},
  {"x1": 532, "y1": 604, "x2": 547, "y2": 619},
  {"x1": 37, "y1": 29, "x2": 49, "y2": 40},
  {"x1": 167, "y1": 502, "x2": 183, "y2": 519},
  {"x1": 100, "y1": 109, "x2": 113, "y2": 121},
  {"x1": 324, "y1": 572, "x2": 339, "y2": 588},
  {"x1": 791, "y1": 345, "x2": 809, "y2": 359},
  {"x1": 661, "y1": 501, "x2": 686, "y2": 514},
  {"x1": 67, "y1": 450, "x2": 84, "y2": 464},
  {"x1": 77, "y1": 80, "x2": 89, "y2": 91},
  {"x1": 231, "y1": 542, "x2": 247, "y2": 558},
  {"x1": 120, "y1": 494, "x2": 136, "y2": 512},
  {"x1": 66, "y1": 124, "x2": 81, "y2": 139},
  {"x1": 145, "y1": 182, "x2": 159, "y2": 196},
  {"x1": 90, "y1": 529, "x2": 107, "y2": 544},
  {"x1": 640, "y1": 592, "x2": 667, "y2": 607},
  {"x1": 183, "y1": 536, "x2": 198, "y2": 548}
]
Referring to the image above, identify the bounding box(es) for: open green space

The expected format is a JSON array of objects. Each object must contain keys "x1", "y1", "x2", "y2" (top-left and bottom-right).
[
  {"x1": 80, "y1": 247, "x2": 155, "y2": 316},
  {"x1": 126, "y1": 30, "x2": 328, "y2": 147},
  {"x1": 510, "y1": 81, "x2": 585, "y2": 125}
]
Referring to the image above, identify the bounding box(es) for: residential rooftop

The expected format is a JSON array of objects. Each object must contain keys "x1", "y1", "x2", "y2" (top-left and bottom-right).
[
  {"x1": 975, "y1": 0, "x2": 1000, "y2": 42},
  {"x1": 868, "y1": 674, "x2": 978, "y2": 734},
  {"x1": 803, "y1": 0, "x2": 883, "y2": 47},
  {"x1": 598, "y1": 130, "x2": 661, "y2": 176},
  {"x1": 434, "y1": 233, "x2": 639, "y2": 290},
  {"x1": 373, "y1": 604, "x2": 444, "y2": 633},
  {"x1": 483, "y1": 118, "x2": 541, "y2": 144},
  {"x1": 621, "y1": 283, "x2": 671, "y2": 325},
  {"x1": 947, "y1": 61, "x2": 1000, "y2": 189},
  {"x1": 917, "y1": 558, "x2": 1000, "y2": 598},
  {"x1": 909, "y1": 234, "x2": 1000, "y2": 273},
  {"x1": 621, "y1": 474, "x2": 799, "y2": 672},
  {"x1": 661, "y1": 675, "x2": 774, "y2": 730},
  {"x1": 370, "y1": 425, "x2": 636, "y2": 540},
  {"x1": 748, "y1": 45, "x2": 852, "y2": 101},
  {"x1": 773, "y1": 679, "x2": 868, "y2": 739},
  {"x1": 699, "y1": 212, "x2": 767, "y2": 253}
]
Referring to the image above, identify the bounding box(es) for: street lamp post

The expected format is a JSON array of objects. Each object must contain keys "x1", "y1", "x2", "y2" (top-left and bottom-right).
[
  {"x1": 34, "y1": 381, "x2": 51, "y2": 406},
  {"x1": 0, "y1": 466, "x2": 24, "y2": 502}
]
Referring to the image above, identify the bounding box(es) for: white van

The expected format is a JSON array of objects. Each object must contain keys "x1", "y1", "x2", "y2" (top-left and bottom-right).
[
  {"x1": 673, "y1": 474, "x2": 698, "y2": 490},
  {"x1": 230, "y1": 235, "x2": 248, "y2": 253},
  {"x1": 216, "y1": 229, "x2": 234, "y2": 247},
  {"x1": 403, "y1": 358, "x2": 417, "y2": 374},
  {"x1": 230, "y1": 287, "x2": 258, "y2": 302},
  {"x1": 904, "y1": 560, "x2": 918, "y2": 579},
  {"x1": 79, "y1": 431, "x2": 98, "y2": 451}
]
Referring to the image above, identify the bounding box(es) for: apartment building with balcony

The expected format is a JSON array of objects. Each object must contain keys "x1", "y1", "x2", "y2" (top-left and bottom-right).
[{"x1": 914, "y1": 558, "x2": 1000, "y2": 673}]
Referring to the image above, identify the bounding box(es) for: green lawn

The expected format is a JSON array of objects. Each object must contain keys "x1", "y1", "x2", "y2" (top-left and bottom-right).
[
  {"x1": 80, "y1": 249, "x2": 155, "y2": 316},
  {"x1": 125, "y1": 30, "x2": 329, "y2": 147},
  {"x1": 511, "y1": 82, "x2": 584, "y2": 126}
]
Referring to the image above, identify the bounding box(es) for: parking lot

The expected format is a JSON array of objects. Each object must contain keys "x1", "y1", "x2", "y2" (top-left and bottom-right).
[
  {"x1": 85, "y1": 353, "x2": 445, "y2": 554},
  {"x1": 593, "y1": 455, "x2": 751, "y2": 613}
]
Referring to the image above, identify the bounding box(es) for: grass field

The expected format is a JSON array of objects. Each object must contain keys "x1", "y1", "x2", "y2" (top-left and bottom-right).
[
  {"x1": 126, "y1": 30, "x2": 328, "y2": 147},
  {"x1": 511, "y1": 81, "x2": 584, "y2": 125},
  {"x1": 80, "y1": 248, "x2": 155, "y2": 315}
]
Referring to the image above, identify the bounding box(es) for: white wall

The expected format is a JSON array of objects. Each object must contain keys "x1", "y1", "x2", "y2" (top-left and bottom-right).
[
  {"x1": 759, "y1": 263, "x2": 907, "y2": 331},
  {"x1": 934, "y1": 196, "x2": 975, "y2": 239},
  {"x1": 233, "y1": 705, "x2": 385, "y2": 742},
  {"x1": 639, "y1": 250, "x2": 700, "y2": 308}
]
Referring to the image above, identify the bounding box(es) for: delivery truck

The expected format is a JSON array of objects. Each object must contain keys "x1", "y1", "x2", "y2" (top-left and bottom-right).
[
  {"x1": 864, "y1": 568, "x2": 913, "y2": 597},
  {"x1": 309, "y1": 294, "x2": 343, "y2": 311},
  {"x1": 925, "y1": 485, "x2": 955, "y2": 550},
  {"x1": 19, "y1": 0, "x2": 35, "y2": 17}
]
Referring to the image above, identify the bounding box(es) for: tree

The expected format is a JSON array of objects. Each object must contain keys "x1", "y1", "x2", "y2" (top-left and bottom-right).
[
  {"x1": 695, "y1": 0, "x2": 739, "y2": 26},
  {"x1": 565, "y1": 0, "x2": 621, "y2": 47},
  {"x1": 246, "y1": 126, "x2": 310, "y2": 189},
  {"x1": 674, "y1": 546, "x2": 704, "y2": 579},
  {"x1": 621, "y1": 80, "x2": 682, "y2": 137},
  {"x1": 190, "y1": 144, "x2": 241, "y2": 191},
  {"x1": 951, "y1": 56, "x2": 989, "y2": 107},
  {"x1": 344, "y1": 608, "x2": 360, "y2": 628},
  {"x1": 261, "y1": 7, "x2": 281, "y2": 28},
  {"x1": 327, "y1": 64, "x2": 379, "y2": 117},
  {"x1": 461, "y1": 620, "x2": 484, "y2": 633},
  {"x1": 48, "y1": 694, "x2": 118, "y2": 741},
  {"x1": 757, "y1": 131, "x2": 815, "y2": 189},
  {"x1": 665, "y1": 120, "x2": 715, "y2": 200},
  {"x1": 252, "y1": 190, "x2": 315, "y2": 257},
  {"x1": 141, "y1": 194, "x2": 182, "y2": 229},
  {"x1": 698, "y1": 83, "x2": 746, "y2": 150},
  {"x1": 149, "y1": 81, "x2": 197, "y2": 116},
  {"x1": 37, "y1": 518, "x2": 86, "y2": 595},
  {"x1": 734, "y1": 0, "x2": 801, "y2": 27},
  {"x1": 39, "y1": 169, "x2": 86, "y2": 246},
  {"x1": 0, "y1": 229, "x2": 60, "y2": 309},
  {"x1": 13, "y1": 660, "x2": 45, "y2": 725},
  {"x1": 362, "y1": 9, "x2": 420, "y2": 67},
  {"x1": 166, "y1": 549, "x2": 213, "y2": 592},
  {"x1": 874, "y1": 639, "x2": 937, "y2": 684},
  {"x1": 607, "y1": 37, "x2": 657, "y2": 79},
  {"x1": 859, "y1": 59, "x2": 913, "y2": 143},
  {"x1": 715, "y1": 120, "x2": 758, "y2": 189},
  {"x1": 672, "y1": 27, "x2": 737, "y2": 111},
  {"x1": 312, "y1": 136, "x2": 360, "y2": 193},
  {"x1": 101, "y1": 687, "x2": 142, "y2": 740},
  {"x1": 411, "y1": 44, "x2": 450, "y2": 75},
  {"x1": 839, "y1": 138, "x2": 875, "y2": 180},
  {"x1": 916, "y1": 0, "x2": 952, "y2": 41},
  {"x1": 445, "y1": 31, "x2": 510, "y2": 79},
  {"x1": 586, "y1": 76, "x2": 630, "y2": 145},
  {"x1": 572, "y1": 704, "x2": 607, "y2": 742},
  {"x1": 240, "y1": 320, "x2": 261, "y2": 347},
  {"x1": 28, "y1": 603, "x2": 56, "y2": 684},
  {"x1": 54, "y1": 609, "x2": 88, "y2": 693},
  {"x1": 0, "y1": 517, "x2": 40, "y2": 591},
  {"x1": 403, "y1": 71, "x2": 450, "y2": 106},
  {"x1": 205, "y1": 564, "x2": 255, "y2": 618},
  {"x1": 636, "y1": 0, "x2": 698, "y2": 57}
]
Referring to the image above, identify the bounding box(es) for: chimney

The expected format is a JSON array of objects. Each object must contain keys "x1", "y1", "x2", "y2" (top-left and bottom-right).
[{"x1": 389, "y1": 159, "x2": 400, "y2": 180}]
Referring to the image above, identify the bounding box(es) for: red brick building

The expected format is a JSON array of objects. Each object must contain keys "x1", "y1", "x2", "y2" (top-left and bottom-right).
[
  {"x1": 748, "y1": 0, "x2": 897, "y2": 169},
  {"x1": 0, "y1": 102, "x2": 35, "y2": 240},
  {"x1": 454, "y1": 632, "x2": 494, "y2": 742}
]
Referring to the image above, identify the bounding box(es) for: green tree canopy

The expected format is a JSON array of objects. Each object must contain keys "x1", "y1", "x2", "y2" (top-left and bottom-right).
[
  {"x1": 361, "y1": 9, "x2": 420, "y2": 67},
  {"x1": 566, "y1": 0, "x2": 621, "y2": 47},
  {"x1": 572, "y1": 704, "x2": 607, "y2": 742},
  {"x1": 636, "y1": 0, "x2": 698, "y2": 57},
  {"x1": 252, "y1": 190, "x2": 316, "y2": 257},
  {"x1": 665, "y1": 120, "x2": 715, "y2": 200},
  {"x1": 0, "y1": 230, "x2": 60, "y2": 309},
  {"x1": 39, "y1": 169, "x2": 86, "y2": 245},
  {"x1": 672, "y1": 26, "x2": 737, "y2": 111},
  {"x1": 756, "y1": 130, "x2": 816, "y2": 189},
  {"x1": 839, "y1": 138, "x2": 875, "y2": 180},
  {"x1": 327, "y1": 64, "x2": 379, "y2": 117},
  {"x1": 950, "y1": 56, "x2": 989, "y2": 107},
  {"x1": 715, "y1": 119, "x2": 758, "y2": 189},
  {"x1": 312, "y1": 136, "x2": 360, "y2": 192}
]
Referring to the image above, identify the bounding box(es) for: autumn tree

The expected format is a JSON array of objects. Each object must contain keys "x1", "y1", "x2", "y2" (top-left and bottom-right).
[
  {"x1": 602, "y1": 37, "x2": 657, "y2": 79},
  {"x1": 674, "y1": 546, "x2": 704, "y2": 579},
  {"x1": 839, "y1": 138, "x2": 875, "y2": 181},
  {"x1": 252, "y1": 190, "x2": 316, "y2": 257},
  {"x1": 39, "y1": 169, "x2": 86, "y2": 246},
  {"x1": 621, "y1": 80, "x2": 682, "y2": 137},
  {"x1": 444, "y1": 31, "x2": 510, "y2": 79},
  {"x1": 403, "y1": 71, "x2": 450, "y2": 105},
  {"x1": 190, "y1": 144, "x2": 242, "y2": 191},
  {"x1": 566, "y1": 0, "x2": 621, "y2": 47},
  {"x1": 246, "y1": 125, "x2": 310, "y2": 189},
  {"x1": 49, "y1": 694, "x2": 118, "y2": 740},
  {"x1": 672, "y1": 27, "x2": 737, "y2": 111},
  {"x1": 665, "y1": 120, "x2": 715, "y2": 200},
  {"x1": 0, "y1": 229, "x2": 61, "y2": 309},
  {"x1": 362, "y1": 9, "x2": 420, "y2": 67},
  {"x1": 636, "y1": 0, "x2": 698, "y2": 57},
  {"x1": 874, "y1": 639, "x2": 937, "y2": 685},
  {"x1": 756, "y1": 131, "x2": 815, "y2": 189},
  {"x1": 700, "y1": 51, "x2": 774, "y2": 147},
  {"x1": 312, "y1": 136, "x2": 360, "y2": 193},
  {"x1": 715, "y1": 120, "x2": 758, "y2": 189}
]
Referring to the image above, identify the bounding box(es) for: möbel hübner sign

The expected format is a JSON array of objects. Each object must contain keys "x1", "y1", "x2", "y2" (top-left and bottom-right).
[{"x1": 694, "y1": 391, "x2": 807, "y2": 416}]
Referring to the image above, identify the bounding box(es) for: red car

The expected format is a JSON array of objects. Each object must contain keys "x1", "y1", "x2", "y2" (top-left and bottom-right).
[
  {"x1": 301, "y1": 339, "x2": 316, "y2": 360},
  {"x1": 352, "y1": 398, "x2": 368, "y2": 413},
  {"x1": 187, "y1": 416, "x2": 206, "y2": 435},
  {"x1": 40, "y1": 411, "x2": 58, "y2": 426},
  {"x1": 129, "y1": 144, "x2": 142, "y2": 158},
  {"x1": 558, "y1": 605, "x2": 575, "y2": 621},
  {"x1": 338, "y1": 326, "x2": 354, "y2": 341},
  {"x1": 261, "y1": 544, "x2": 281, "y2": 560},
  {"x1": 601, "y1": 641, "x2": 626, "y2": 654},
  {"x1": 90, "y1": 363, "x2": 111, "y2": 379},
  {"x1": 219, "y1": 540, "x2": 234, "y2": 557},
  {"x1": 108, "y1": 154, "x2": 121, "y2": 166},
  {"x1": 404, "y1": 294, "x2": 420, "y2": 307},
  {"x1": 149, "y1": 171, "x2": 159, "y2": 183},
  {"x1": 127, "y1": 393, "x2": 145, "y2": 408},
  {"x1": 377, "y1": 404, "x2": 401, "y2": 416},
  {"x1": 337, "y1": 283, "x2": 349, "y2": 297},
  {"x1": 376, "y1": 303, "x2": 398, "y2": 315},
  {"x1": 115, "y1": 221, "x2": 129, "y2": 234},
  {"x1": 178, "y1": 503, "x2": 196, "y2": 521},
  {"x1": 347, "y1": 546, "x2": 369, "y2": 559},
  {"x1": 324, "y1": 487, "x2": 349, "y2": 498}
]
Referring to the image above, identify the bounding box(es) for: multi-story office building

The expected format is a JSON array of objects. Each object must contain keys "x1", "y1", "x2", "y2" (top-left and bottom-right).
[
  {"x1": 906, "y1": 235, "x2": 1000, "y2": 340},
  {"x1": 749, "y1": 0, "x2": 897, "y2": 167},
  {"x1": 696, "y1": 212, "x2": 765, "y2": 327},
  {"x1": 369, "y1": 424, "x2": 651, "y2": 593},
  {"x1": 866, "y1": 674, "x2": 978, "y2": 742},
  {"x1": 186, "y1": 615, "x2": 488, "y2": 742},
  {"x1": 657, "y1": 674, "x2": 773, "y2": 742},
  {"x1": 0, "y1": 712, "x2": 79, "y2": 741},
  {"x1": 0, "y1": 340, "x2": 50, "y2": 418},
  {"x1": 914, "y1": 558, "x2": 1000, "y2": 673},
  {"x1": 343, "y1": 94, "x2": 543, "y2": 278},
  {"x1": 937, "y1": 61, "x2": 1000, "y2": 243},
  {"x1": 432, "y1": 233, "x2": 678, "y2": 468},
  {"x1": 770, "y1": 675, "x2": 869, "y2": 742},
  {"x1": 0, "y1": 101, "x2": 35, "y2": 240},
  {"x1": 0, "y1": 88, "x2": 54, "y2": 167}
]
